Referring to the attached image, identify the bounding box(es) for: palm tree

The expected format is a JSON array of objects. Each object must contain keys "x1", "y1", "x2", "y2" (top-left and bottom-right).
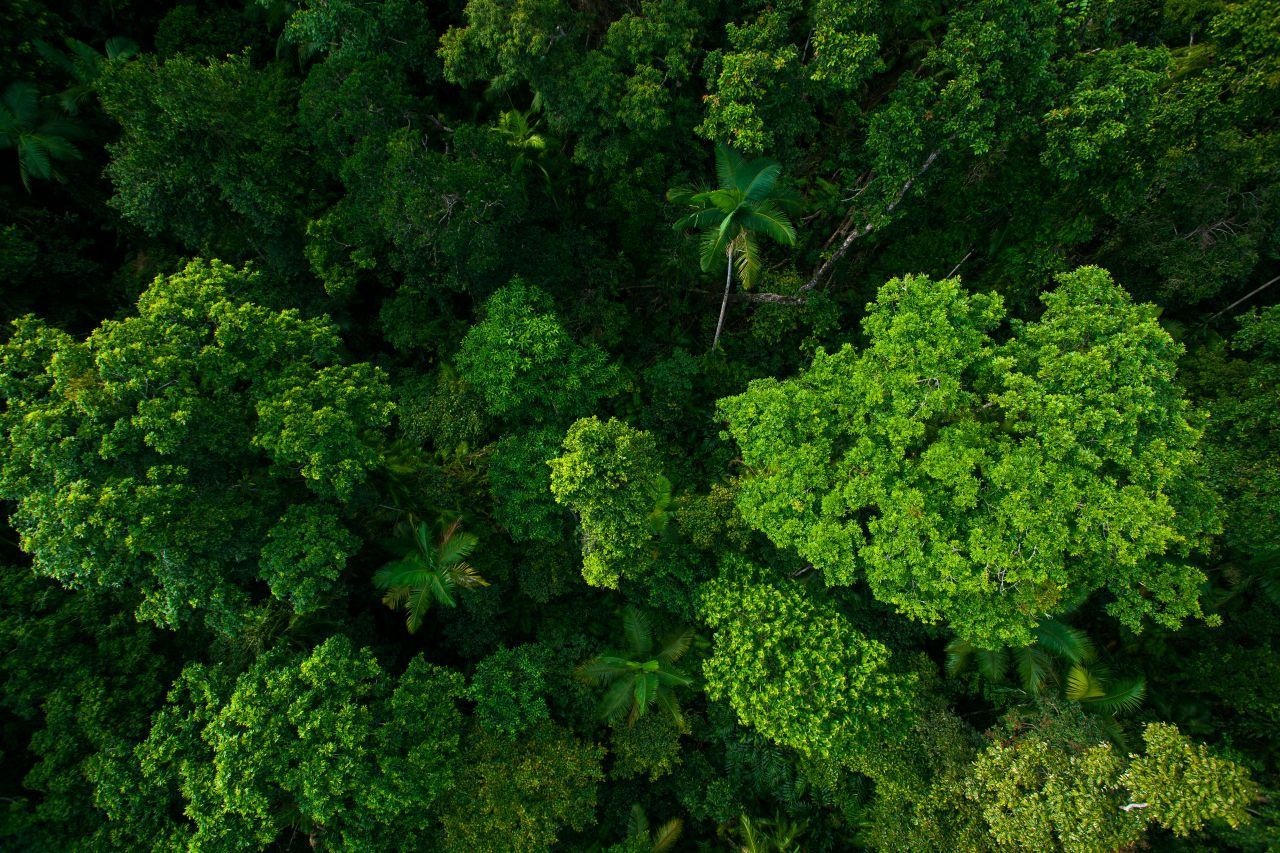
[
  {"x1": 576, "y1": 606, "x2": 694, "y2": 727},
  {"x1": 946, "y1": 618, "x2": 1146, "y2": 716},
  {"x1": 623, "y1": 805, "x2": 683, "y2": 853},
  {"x1": 0, "y1": 83, "x2": 84, "y2": 191},
  {"x1": 374, "y1": 516, "x2": 489, "y2": 633},
  {"x1": 668, "y1": 144, "x2": 798, "y2": 349},
  {"x1": 34, "y1": 36, "x2": 139, "y2": 115},
  {"x1": 719, "y1": 813, "x2": 808, "y2": 852}
]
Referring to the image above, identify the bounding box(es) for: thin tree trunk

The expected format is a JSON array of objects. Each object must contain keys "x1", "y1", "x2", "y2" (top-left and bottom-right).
[
  {"x1": 712, "y1": 245, "x2": 734, "y2": 350},
  {"x1": 1208, "y1": 273, "x2": 1280, "y2": 320},
  {"x1": 802, "y1": 148, "x2": 940, "y2": 293}
]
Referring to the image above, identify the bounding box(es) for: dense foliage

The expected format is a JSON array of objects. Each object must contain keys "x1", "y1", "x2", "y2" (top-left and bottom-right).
[{"x1": 1, "y1": 0, "x2": 1277, "y2": 850}]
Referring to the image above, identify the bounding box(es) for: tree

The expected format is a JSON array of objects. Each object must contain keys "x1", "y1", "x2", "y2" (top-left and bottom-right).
[
  {"x1": 576, "y1": 605, "x2": 694, "y2": 726},
  {"x1": 488, "y1": 427, "x2": 568, "y2": 542},
  {"x1": 668, "y1": 143, "x2": 797, "y2": 349},
  {"x1": 965, "y1": 704, "x2": 1258, "y2": 850},
  {"x1": 0, "y1": 82, "x2": 83, "y2": 190},
  {"x1": 135, "y1": 636, "x2": 465, "y2": 850},
  {"x1": 440, "y1": 722, "x2": 605, "y2": 852},
  {"x1": 0, "y1": 259, "x2": 392, "y2": 630},
  {"x1": 719, "y1": 268, "x2": 1217, "y2": 647},
  {"x1": 455, "y1": 279, "x2": 621, "y2": 423},
  {"x1": 97, "y1": 53, "x2": 306, "y2": 260},
  {"x1": 466, "y1": 644, "x2": 552, "y2": 739},
  {"x1": 0, "y1": 565, "x2": 169, "y2": 850},
  {"x1": 549, "y1": 416, "x2": 668, "y2": 588},
  {"x1": 374, "y1": 517, "x2": 489, "y2": 634},
  {"x1": 698, "y1": 566, "x2": 918, "y2": 769}
]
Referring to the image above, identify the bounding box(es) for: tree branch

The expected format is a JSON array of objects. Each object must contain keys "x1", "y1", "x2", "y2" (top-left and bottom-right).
[
  {"x1": 1208, "y1": 273, "x2": 1280, "y2": 321},
  {"x1": 802, "y1": 148, "x2": 941, "y2": 294}
]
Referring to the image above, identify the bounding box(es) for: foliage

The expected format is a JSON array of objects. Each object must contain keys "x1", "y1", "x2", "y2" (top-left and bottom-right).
[
  {"x1": 440, "y1": 722, "x2": 605, "y2": 852},
  {"x1": 97, "y1": 53, "x2": 306, "y2": 260},
  {"x1": 550, "y1": 417, "x2": 667, "y2": 588},
  {"x1": 0, "y1": 259, "x2": 391, "y2": 630},
  {"x1": 698, "y1": 569, "x2": 918, "y2": 768},
  {"x1": 0, "y1": 82, "x2": 82, "y2": 189},
  {"x1": 965, "y1": 704, "x2": 1258, "y2": 850},
  {"x1": 374, "y1": 517, "x2": 489, "y2": 633},
  {"x1": 577, "y1": 605, "x2": 694, "y2": 726},
  {"x1": 720, "y1": 268, "x2": 1217, "y2": 647},
  {"x1": 465, "y1": 643, "x2": 551, "y2": 739},
  {"x1": 136, "y1": 636, "x2": 464, "y2": 850},
  {"x1": 1, "y1": 1, "x2": 1278, "y2": 849},
  {"x1": 456, "y1": 279, "x2": 621, "y2": 422}
]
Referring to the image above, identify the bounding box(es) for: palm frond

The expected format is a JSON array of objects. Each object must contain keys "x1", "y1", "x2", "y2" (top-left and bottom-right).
[
  {"x1": 598, "y1": 677, "x2": 635, "y2": 722},
  {"x1": 407, "y1": 585, "x2": 437, "y2": 631},
  {"x1": 1014, "y1": 646, "x2": 1053, "y2": 694},
  {"x1": 673, "y1": 206, "x2": 725, "y2": 231},
  {"x1": 1065, "y1": 664, "x2": 1105, "y2": 701},
  {"x1": 734, "y1": 231, "x2": 762, "y2": 289},
  {"x1": 2, "y1": 83, "x2": 38, "y2": 126},
  {"x1": 438, "y1": 526, "x2": 478, "y2": 567},
  {"x1": 741, "y1": 162, "x2": 782, "y2": 205},
  {"x1": 1082, "y1": 676, "x2": 1146, "y2": 715},
  {"x1": 741, "y1": 200, "x2": 797, "y2": 246},
  {"x1": 976, "y1": 647, "x2": 1009, "y2": 684},
  {"x1": 666, "y1": 185, "x2": 700, "y2": 205},
  {"x1": 654, "y1": 682, "x2": 683, "y2": 725},
  {"x1": 628, "y1": 804, "x2": 649, "y2": 840},
  {"x1": 707, "y1": 188, "x2": 742, "y2": 212},
  {"x1": 105, "y1": 37, "x2": 139, "y2": 61},
  {"x1": 651, "y1": 818, "x2": 684, "y2": 852},
  {"x1": 655, "y1": 665, "x2": 694, "y2": 689},
  {"x1": 715, "y1": 143, "x2": 746, "y2": 190},
  {"x1": 576, "y1": 656, "x2": 634, "y2": 685},
  {"x1": 945, "y1": 638, "x2": 975, "y2": 677},
  {"x1": 449, "y1": 561, "x2": 489, "y2": 589},
  {"x1": 657, "y1": 626, "x2": 693, "y2": 663},
  {"x1": 623, "y1": 606, "x2": 654, "y2": 656},
  {"x1": 699, "y1": 226, "x2": 732, "y2": 272},
  {"x1": 1033, "y1": 618, "x2": 1095, "y2": 664},
  {"x1": 17, "y1": 138, "x2": 52, "y2": 184}
]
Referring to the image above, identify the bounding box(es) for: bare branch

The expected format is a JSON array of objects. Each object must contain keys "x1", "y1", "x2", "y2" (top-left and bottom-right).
[
  {"x1": 1208, "y1": 273, "x2": 1280, "y2": 321},
  {"x1": 803, "y1": 148, "x2": 941, "y2": 294}
]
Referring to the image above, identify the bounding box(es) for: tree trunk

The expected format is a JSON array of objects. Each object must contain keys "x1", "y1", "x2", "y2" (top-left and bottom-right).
[{"x1": 712, "y1": 245, "x2": 734, "y2": 351}]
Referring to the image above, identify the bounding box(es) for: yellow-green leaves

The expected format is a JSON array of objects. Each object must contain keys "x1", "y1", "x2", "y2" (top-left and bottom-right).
[
  {"x1": 720, "y1": 268, "x2": 1215, "y2": 647},
  {"x1": 698, "y1": 570, "x2": 917, "y2": 769},
  {"x1": 0, "y1": 260, "x2": 392, "y2": 629},
  {"x1": 550, "y1": 417, "x2": 666, "y2": 588}
]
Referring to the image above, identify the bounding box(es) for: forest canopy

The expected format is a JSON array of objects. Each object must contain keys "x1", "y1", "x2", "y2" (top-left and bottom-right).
[{"x1": 0, "y1": 0, "x2": 1277, "y2": 850}]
